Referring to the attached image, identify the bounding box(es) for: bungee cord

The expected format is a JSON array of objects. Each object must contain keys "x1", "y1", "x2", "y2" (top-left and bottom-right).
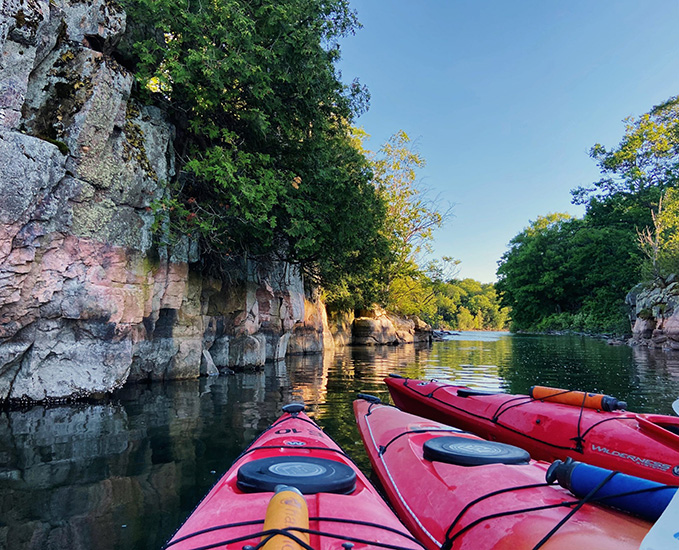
[
  {"x1": 396, "y1": 378, "x2": 643, "y2": 454},
  {"x1": 163, "y1": 517, "x2": 425, "y2": 550}
]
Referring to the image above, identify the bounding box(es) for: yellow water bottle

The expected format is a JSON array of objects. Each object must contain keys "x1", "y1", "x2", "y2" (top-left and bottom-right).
[{"x1": 261, "y1": 485, "x2": 310, "y2": 550}]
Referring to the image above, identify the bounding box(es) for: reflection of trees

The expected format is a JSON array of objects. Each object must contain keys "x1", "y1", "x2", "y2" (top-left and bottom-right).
[
  {"x1": 496, "y1": 335, "x2": 679, "y2": 414},
  {"x1": 412, "y1": 337, "x2": 511, "y2": 390},
  {"x1": 499, "y1": 335, "x2": 639, "y2": 397}
]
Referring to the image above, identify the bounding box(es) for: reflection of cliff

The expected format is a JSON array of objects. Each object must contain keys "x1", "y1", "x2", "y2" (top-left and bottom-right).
[
  {"x1": 0, "y1": 403, "x2": 180, "y2": 550},
  {"x1": 0, "y1": 372, "x2": 294, "y2": 550},
  {"x1": 350, "y1": 343, "x2": 432, "y2": 380},
  {"x1": 282, "y1": 354, "x2": 331, "y2": 407}
]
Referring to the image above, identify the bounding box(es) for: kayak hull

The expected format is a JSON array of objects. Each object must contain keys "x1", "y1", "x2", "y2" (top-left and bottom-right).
[
  {"x1": 385, "y1": 376, "x2": 679, "y2": 485},
  {"x1": 354, "y1": 397, "x2": 650, "y2": 550},
  {"x1": 166, "y1": 407, "x2": 422, "y2": 550}
]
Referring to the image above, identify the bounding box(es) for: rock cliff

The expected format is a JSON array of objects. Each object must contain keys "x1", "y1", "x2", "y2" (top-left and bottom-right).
[
  {"x1": 0, "y1": 0, "x2": 328, "y2": 403},
  {"x1": 0, "y1": 0, "x2": 430, "y2": 404}
]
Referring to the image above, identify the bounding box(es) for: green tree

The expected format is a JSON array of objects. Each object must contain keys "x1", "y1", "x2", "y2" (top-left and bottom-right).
[
  {"x1": 639, "y1": 188, "x2": 679, "y2": 278},
  {"x1": 496, "y1": 214, "x2": 640, "y2": 333},
  {"x1": 456, "y1": 307, "x2": 475, "y2": 330},
  {"x1": 325, "y1": 130, "x2": 452, "y2": 313},
  {"x1": 417, "y1": 271, "x2": 508, "y2": 331},
  {"x1": 387, "y1": 274, "x2": 438, "y2": 321},
  {"x1": 496, "y1": 214, "x2": 577, "y2": 329},
  {"x1": 118, "y1": 0, "x2": 383, "y2": 287},
  {"x1": 572, "y1": 96, "x2": 679, "y2": 230},
  {"x1": 573, "y1": 96, "x2": 679, "y2": 202},
  {"x1": 371, "y1": 131, "x2": 445, "y2": 263},
  {"x1": 496, "y1": 96, "x2": 679, "y2": 335},
  {"x1": 362, "y1": 130, "x2": 452, "y2": 310}
]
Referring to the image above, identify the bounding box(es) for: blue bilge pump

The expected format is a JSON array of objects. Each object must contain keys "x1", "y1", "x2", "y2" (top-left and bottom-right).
[{"x1": 546, "y1": 458, "x2": 677, "y2": 522}]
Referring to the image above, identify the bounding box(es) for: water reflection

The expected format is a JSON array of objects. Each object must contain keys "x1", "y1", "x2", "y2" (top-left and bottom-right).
[
  {"x1": 1, "y1": 334, "x2": 679, "y2": 550},
  {"x1": 0, "y1": 376, "x2": 299, "y2": 550}
]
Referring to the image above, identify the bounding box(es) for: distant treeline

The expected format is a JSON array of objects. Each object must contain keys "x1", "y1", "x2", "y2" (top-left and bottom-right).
[
  {"x1": 407, "y1": 276, "x2": 510, "y2": 331},
  {"x1": 496, "y1": 96, "x2": 679, "y2": 335}
]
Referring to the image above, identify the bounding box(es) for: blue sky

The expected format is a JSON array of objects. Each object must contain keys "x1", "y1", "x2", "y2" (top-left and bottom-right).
[{"x1": 337, "y1": 1, "x2": 679, "y2": 283}]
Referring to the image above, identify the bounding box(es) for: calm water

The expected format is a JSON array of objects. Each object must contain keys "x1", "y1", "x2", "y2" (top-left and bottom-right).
[{"x1": 1, "y1": 332, "x2": 679, "y2": 550}]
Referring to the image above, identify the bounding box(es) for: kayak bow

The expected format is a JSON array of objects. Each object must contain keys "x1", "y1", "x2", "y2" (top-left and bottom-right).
[{"x1": 165, "y1": 402, "x2": 424, "y2": 550}]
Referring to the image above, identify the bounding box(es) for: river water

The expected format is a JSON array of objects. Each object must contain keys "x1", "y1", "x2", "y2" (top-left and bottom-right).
[{"x1": 1, "y1": 332, "x2": 678, "y2": 550}]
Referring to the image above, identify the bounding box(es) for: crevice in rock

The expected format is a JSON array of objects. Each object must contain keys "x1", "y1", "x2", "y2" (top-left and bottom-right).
[
  {"x1": 2, "y1": 342, "x2": 32, "y2": 405},
  {"x1": 83, "y1": 34, "x2": 105, "y2": 53}
]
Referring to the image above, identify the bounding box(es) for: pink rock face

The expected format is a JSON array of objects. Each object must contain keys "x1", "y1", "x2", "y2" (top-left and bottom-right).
[
  {"x1": 0, "y1": 219, "x2": 191, "y2": 396},
  {"x1": 662, "y1": 315, "x2": 679, "y2": 338},
  {"x1": 2, "y1": 233, "x2": 146, "y2": 334},
  {"x1": 0, "y1": 210, "x2": 318, "y2": 400}
]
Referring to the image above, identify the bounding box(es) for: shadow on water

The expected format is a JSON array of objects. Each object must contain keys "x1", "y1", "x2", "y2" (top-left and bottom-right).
[{"x1": 1, "y1": 333, "x2": 679, "y2": 549}]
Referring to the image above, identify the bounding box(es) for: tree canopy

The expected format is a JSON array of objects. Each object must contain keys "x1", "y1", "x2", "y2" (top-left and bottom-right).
[
  {"x1": 638, "y1": 187, "x2": 679, "y2": 279},
  {"x1": 496, "y1": 214, "x2": 641, "y2": 333},
  {"x1": 116, "y1": 0, "x2": 506, "y2": 322},
  {"x1": 573, "y1": 96, "x2": 679, "y2": 205},
  {"x1": 428, "y1": 276, "x2": 509, "y2": 331},
  {"x1": 322, "y1": 129, "x2": 452, "y2": 312},
  {"x1": 572, "y1": 96, "x2": 679, "y2": 231},
  {"x1": 118, "y1": 0, "x2": 385, "y2": 287}
]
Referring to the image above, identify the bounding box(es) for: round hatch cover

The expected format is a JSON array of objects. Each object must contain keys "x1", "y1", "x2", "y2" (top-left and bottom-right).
[
  {"x1": 423, "y1": 436, "x2": 530, "y2": 466},
  {"x1": 237, "y1": 456, "x2": 356, "y2": 494}
]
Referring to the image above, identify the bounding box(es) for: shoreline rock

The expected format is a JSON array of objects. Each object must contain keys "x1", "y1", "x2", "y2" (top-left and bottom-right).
[
  {"x1": 0, "y1": 0, "x2": 433, "y2": 406},
  {"x1": 627, "y1": 277, "x2": 679, "y2": 350}
]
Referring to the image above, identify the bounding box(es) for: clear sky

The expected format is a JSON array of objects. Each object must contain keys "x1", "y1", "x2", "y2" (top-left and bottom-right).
[{"x1": 337, "y1": 0, "x2": 679, "y2": 283}]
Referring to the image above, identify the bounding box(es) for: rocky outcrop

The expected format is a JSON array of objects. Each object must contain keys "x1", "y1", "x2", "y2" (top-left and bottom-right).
[
  {"x1": 287, "y1": 288, "x2": 334, "y2": 355},
  {"x1": 627, "y1": 275, "x2": 679, "y2": 349},
  {"x1": 0, "y1": 0, "x2": 323, "y2": 403},
  {"x1": 351, "y1": 307, "x2": 432, "y2": 346},
  {"x1": 327, "y1": 310, "x2": 354, "y2": 347}
]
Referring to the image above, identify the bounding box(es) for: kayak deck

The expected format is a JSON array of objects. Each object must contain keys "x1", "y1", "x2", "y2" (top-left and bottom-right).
[
  {"x1": 354, "y1": 397, "x2": 651, "y2": 550},
  {"x1": 385, "y1": 375, "x2": 679, "y2": 485}
]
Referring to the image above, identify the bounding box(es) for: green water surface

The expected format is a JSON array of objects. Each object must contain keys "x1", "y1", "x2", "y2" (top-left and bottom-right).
[{"x1": 1, "y1": 333, "x2": 677, "y2": 549}]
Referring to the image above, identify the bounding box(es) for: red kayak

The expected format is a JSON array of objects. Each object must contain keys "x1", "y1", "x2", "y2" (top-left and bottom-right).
[
  {"x1": 385, "y1": 374, "x2": 679, "y2": 485},
  {"x1": 165, "y1": 403, "x2": 423, "y2": 550},
  {"x1": 354, "y1": 395, "x2": 651, "y2": 550}
]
